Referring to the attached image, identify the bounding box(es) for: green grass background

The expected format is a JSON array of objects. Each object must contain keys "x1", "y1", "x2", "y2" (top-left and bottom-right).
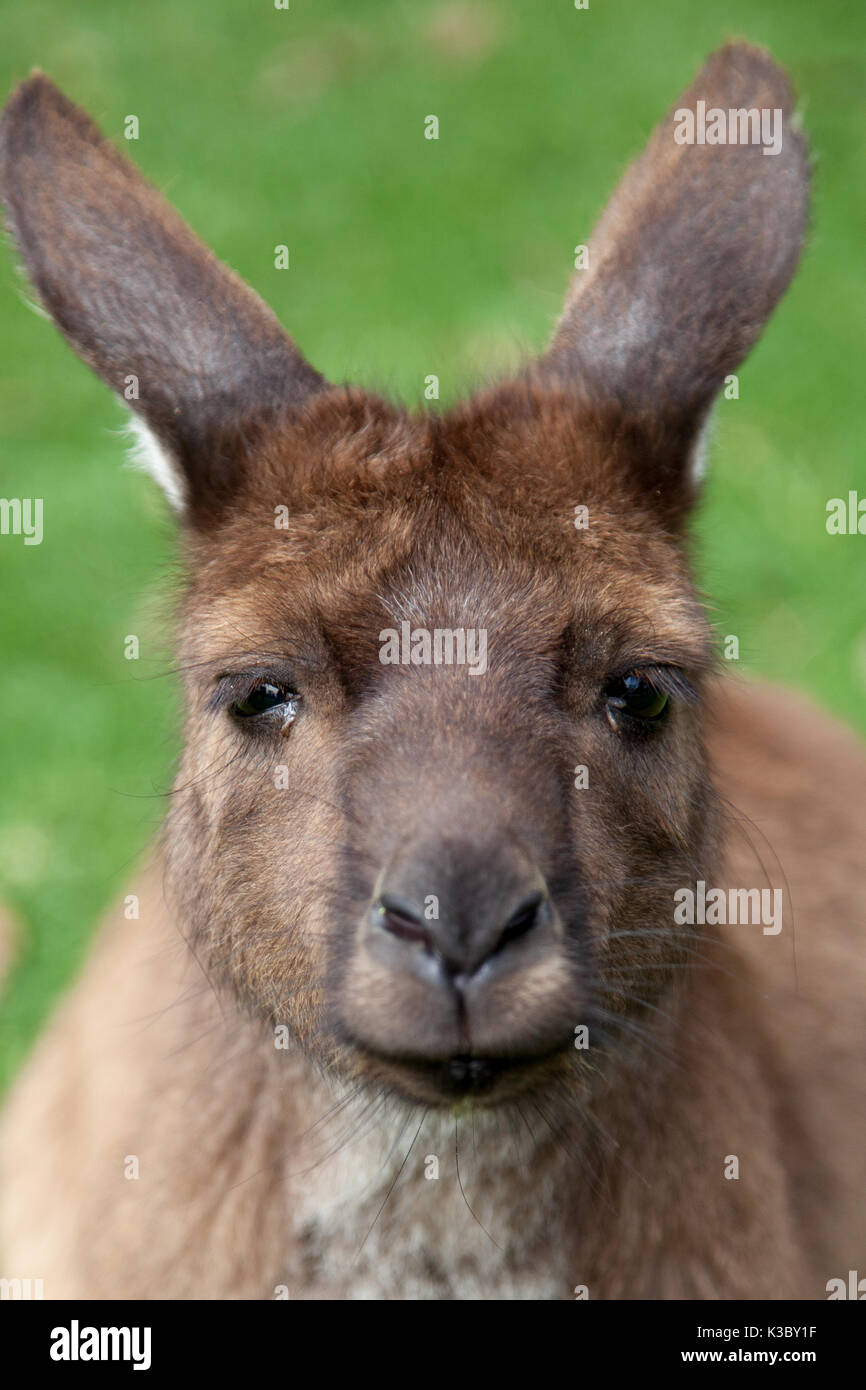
[{"x1": 0, "y1": 0, "x2": 864, "y2": 1091}]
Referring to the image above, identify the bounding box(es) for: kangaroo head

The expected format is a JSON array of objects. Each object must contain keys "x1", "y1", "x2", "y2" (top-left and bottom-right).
[{"x1": 0, "y1": 46, "x2": 807, "y2": 1108}]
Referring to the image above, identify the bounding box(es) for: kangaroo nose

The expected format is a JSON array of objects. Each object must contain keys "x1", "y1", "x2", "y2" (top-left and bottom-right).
[
  {"x1": 346, "y1": 837, "x2": 574, "y2": 1068},
  {"x1": 371, "y1": 858, "x2": 553, "y2": 981}
]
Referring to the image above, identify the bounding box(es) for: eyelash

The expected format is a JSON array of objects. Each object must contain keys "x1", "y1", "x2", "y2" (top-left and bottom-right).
[
  {"x1": 610, "y1": 666, "x2": 698, "y2": 704},
  {"x1": 601, "y1": 665, "x2": 698, "y2": 732},
  {"x1": 208, "y1": 672, "x2": 299, "y2": 716}
]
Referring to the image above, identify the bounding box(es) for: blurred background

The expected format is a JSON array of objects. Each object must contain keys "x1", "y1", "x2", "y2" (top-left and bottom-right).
[{"x1": 0, "y1": 0, "x2": 864, "y2": 1091}]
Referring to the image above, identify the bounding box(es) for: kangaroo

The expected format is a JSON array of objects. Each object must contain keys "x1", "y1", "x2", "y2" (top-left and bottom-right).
[{"x1": 1, "y1": 45, "x2": 864, "y2": 1301}]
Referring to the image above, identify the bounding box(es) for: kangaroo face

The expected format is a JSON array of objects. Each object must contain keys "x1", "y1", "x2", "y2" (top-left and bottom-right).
[
  {"x1": 0, "y1": 46, "x2": 807, "y2": 1108},
  {"x1": 165, "y1": 389, "x2": 717, "y2": 1106}
]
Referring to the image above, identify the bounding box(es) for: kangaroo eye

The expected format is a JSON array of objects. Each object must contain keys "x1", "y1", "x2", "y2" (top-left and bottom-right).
[
  {"x1": 231, "y1": 682, "x2": 298, "y2": 722},
  {"x1": 605, "y1": 672, "x2": 669, "y2": 722}
]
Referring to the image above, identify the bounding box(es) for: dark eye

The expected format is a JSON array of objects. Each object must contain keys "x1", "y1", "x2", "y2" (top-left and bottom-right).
[
  {"x1": 230, "y1": 682, "x2": 298, "y2": 724},
  {"x1": 605, "y1": 671, "x2": 669, "y2": 722}
]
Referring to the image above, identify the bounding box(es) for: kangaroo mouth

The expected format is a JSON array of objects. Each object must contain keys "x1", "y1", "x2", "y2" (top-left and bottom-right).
[
  {"x1": 351, "y1": 1040, "x2": 573, "y2": 1105},
  {"x1": 440, "y1": 1054, "x2": 507, "y2": 1095}
]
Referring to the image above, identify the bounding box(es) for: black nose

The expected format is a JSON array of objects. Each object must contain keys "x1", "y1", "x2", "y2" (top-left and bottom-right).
[{"x1": 371, "y1": 847, "x2": 553, "y2": 981}]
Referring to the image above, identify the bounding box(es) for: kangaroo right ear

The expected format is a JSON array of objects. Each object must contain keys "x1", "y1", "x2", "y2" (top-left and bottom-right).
[
  {"x1": 0, "y1": 73, "x2": 327, "y2": 520},
  {"x1": 538, "y1": 43, "x2": 809, "y2": 505}
]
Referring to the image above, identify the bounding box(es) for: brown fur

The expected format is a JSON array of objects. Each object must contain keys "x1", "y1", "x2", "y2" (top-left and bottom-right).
[{"x1": 0, "y1": 47, "x2": 863, "y2": 1300}]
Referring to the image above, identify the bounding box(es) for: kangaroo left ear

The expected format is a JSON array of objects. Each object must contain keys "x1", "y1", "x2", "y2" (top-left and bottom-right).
[
  {"x1": 0, "y1": 73, "x2": 328, "y2": 523},
  {"x1": 536, "y1": 43, "x2": 809, "y2": 506}
]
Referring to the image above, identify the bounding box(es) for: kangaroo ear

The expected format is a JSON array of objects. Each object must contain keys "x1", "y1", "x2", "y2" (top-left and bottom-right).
[
  {"x1": 0, "y1": 74, "x2": 327, "y2": 520},
  {"x1": 539, "y1": 44, "x2": 809, "y2": 504}
]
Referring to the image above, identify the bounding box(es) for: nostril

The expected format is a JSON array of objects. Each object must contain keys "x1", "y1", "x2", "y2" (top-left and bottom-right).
[
  {"x1": 371, "y1": 874, "x2": 552, "y2": 979},
  {"x1": 375, "y1": 893, "x2": 430, "y2": 947},
  {"x1": 496, "y1": 891, "x2": 545, "y2": 953}
]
